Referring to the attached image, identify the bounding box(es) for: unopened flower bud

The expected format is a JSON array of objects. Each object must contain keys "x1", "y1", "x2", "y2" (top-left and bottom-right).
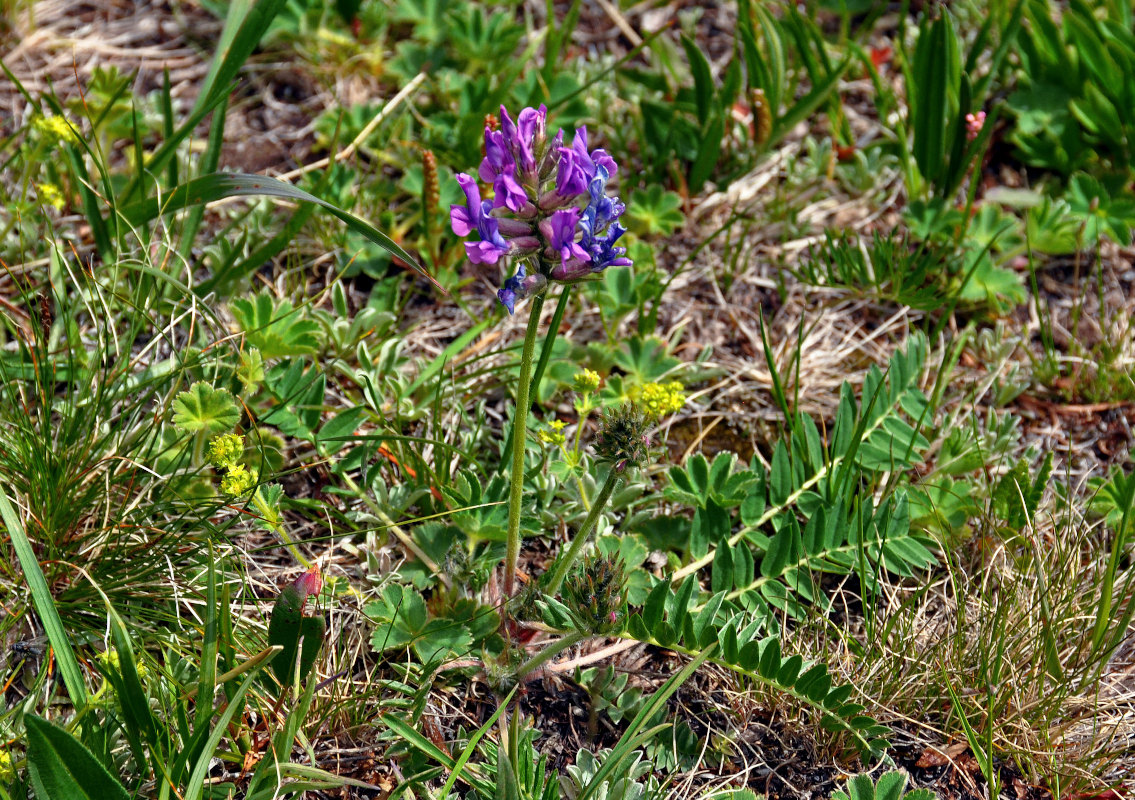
[
  {"x1": 494, "y1": 217, "x2": 536, "y2": 238},
  {"x1": 593, "y1": 404, "x2": 651, "y2": 473},
  {"x1": 294, "y1": 566, "x2": 323, "y2": 601},
  {"x1": 573, "y1": 369, "x2": 601, "y2": 393},
  {"x1": 562, "y1": 555, "x2": 626, "y2": 636},
  {"x1": 965, "y1": 110, "x2": 986, "y2": 142}
]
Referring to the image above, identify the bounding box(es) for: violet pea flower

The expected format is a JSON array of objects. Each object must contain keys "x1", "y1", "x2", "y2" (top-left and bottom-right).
[
  {"x1": 544, "y1": 208, "x2": 590, "y2": 270},
  {"x1": 478, "y1": 128, "x2": 528, "y2": 213},
  {"x1": 450, "y1": 173, "x2": 511, "y2": 265}
]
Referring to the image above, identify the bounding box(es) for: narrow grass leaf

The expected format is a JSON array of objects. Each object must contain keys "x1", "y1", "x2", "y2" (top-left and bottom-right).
[
  {"x1": 118, "y1": 173, "x2": 434, "y2": 286},
  {"x1": 184, "y1": 664, "x2": 273, "y2": 800},
  {"x1": 0, "y1": 490, "x2": 87, "y2": 708},
  {"x1": 381, "y1": 713, "x2": 495, "y2": 796}
]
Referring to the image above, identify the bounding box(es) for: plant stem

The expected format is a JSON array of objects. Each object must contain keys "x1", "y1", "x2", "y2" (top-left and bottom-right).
[
  {"x1": 515, "y1": 631, "x2": 586, "y2": 679},
  {"x1": 546, "y1": 467, "x2": 621, "y2": 595},
  {"x1": 251, "y1": 488, "x2": 313, "y2": 569},
  {"x1": 503, "y1": 293, "x2": 546, "y2": 600},
  {"x1": 498, "y1": 287, "x2": 570, "y2": 473}
]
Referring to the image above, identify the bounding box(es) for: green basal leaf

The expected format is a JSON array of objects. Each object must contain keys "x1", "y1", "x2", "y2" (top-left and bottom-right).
[
  {"x1": 172, "y1": 382, "x2": 241, "y2": 435},
  {"x1": 25, "y1": 715, "x2": 132, "y2": 800},
  {"x1": 231, "y1": 291, "x2": 322, "y2": 359}
]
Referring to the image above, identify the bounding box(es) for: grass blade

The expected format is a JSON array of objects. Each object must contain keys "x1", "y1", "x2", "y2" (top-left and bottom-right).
[
  {"x1": 0, "y1": 490, "x2": 88, "y2": 708},
  {"x1": 382, "y1": 712, "x2": 495, "y2": 795},
  {"x1": 117, "y1": 172, "x2": 435, "y2": 287}
]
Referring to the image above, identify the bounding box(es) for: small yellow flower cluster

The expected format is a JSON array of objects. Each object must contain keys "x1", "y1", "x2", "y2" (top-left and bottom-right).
[
  {"x1": 0, "y1": 750, "x2": 13, "y2": 783},
  {"x1": 33, "y1": 114, "x2": 79, "y2": 146},
  {"x1": 98, "y1": 649, "x2": 121, "y2": 671},
  {"x1": 37, "y1": 182, "x2": 65, "y2": 210},
  {"x1": 573, "y1": 369, "x2": 601, "y2": 393},
  {"x1": 538, "y1": 418, "x2": 567, "y2": 446},
  {"x1": 221, "y1": 464, "x2": 255, "y2": 496},
  {"x1": 208, "y1": 432, "x2": 245, "y2": 470},
  {"x1": 208, "y1": 433, "x2": 255, "y2": 495},
  {"x1": 634, "y1": 381, "x2": 685, "y2": 418}
]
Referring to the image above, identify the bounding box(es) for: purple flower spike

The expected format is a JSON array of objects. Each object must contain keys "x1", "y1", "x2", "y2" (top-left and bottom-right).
[{"x1": 451, "y1": 109, "x2": 629, "y2": 309}]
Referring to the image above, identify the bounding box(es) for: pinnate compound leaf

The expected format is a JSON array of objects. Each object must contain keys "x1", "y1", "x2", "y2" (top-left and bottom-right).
[
  {"x1": 25, "y1": 715, "x2": 132, "y2": 800},
  {"x1": 172, "y1": 382, "x2": 240, "y2": 435}
]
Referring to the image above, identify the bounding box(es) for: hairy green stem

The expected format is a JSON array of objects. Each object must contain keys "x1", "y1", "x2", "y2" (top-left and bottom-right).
[
  {"x1": 498, "y1": 287, "x2": 570, "y2": 473},
  {"x1": 503, "y1": 293, "x2": 546, "y2": 600},
  {"x1": 515, "y1": 631, "x2": 586, "y2": 679},
  {"x1": 251, "y1": 488, "x2": 312, "y2": 569},
  {"x1": 546, "y1": 468, "x2": 621, "y2": 595}
]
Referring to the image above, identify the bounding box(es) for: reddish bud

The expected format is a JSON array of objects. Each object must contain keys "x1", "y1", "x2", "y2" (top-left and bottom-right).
[{"x1": 294, "y1": 566, "x2": 322, "y2": 601}]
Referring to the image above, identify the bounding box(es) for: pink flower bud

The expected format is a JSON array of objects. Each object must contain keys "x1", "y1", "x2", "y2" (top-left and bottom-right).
[
  {"x1": 294, "y1": 566, "x2": 322, "y2": 600},
  {"x1": 965, "y1": 111, "x2": 986, "y2": 142}
]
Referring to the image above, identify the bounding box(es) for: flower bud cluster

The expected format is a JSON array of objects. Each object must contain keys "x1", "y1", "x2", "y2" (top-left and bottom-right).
[
  {"x1": 562, "y1": 554, "x2": 627, "y2": 636},
  {"x1": 450, "y1": 105, "x2": 632, "y2": 314},
  {"x1": 633, "y1": 381, "x2": 685, "y2": 419},
  {"x1": 208, "y1": 433, "x2": 256, "y2": 496},
  {"x1": 593, "y1": 404, "x2": 651, "y2": 473}
]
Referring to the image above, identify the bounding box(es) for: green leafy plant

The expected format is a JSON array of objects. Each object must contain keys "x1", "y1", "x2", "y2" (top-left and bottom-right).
[
  {"x1": 231, "y1": 291, "x2": 322, "y2": 359},
  {"x1": 267, "y1": 567, "x2": 326, "y2": 687},
  {"x1": 1006, "y1": 0, "x2": 1135, "y2": 181},
  {"x1": 620, "y1": 0, "x2": 849, "y2": 189},
  {"x1": 831, "y1": 770, "x2": 936, "y2": 800},
  {"x1": 898, "y1": 7, "x2": 1018, "y2": 202}
]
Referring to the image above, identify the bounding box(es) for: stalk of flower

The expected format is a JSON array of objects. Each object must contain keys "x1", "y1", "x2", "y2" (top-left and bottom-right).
[
  {"x1": 545, "y1": 405, "x2": 651, "y2": 595},
  {"x1": 450, "y1": 105, "x2": 632, "y2": 602},
  {"x1": 208, "y1": 432, "x2": 312, "y2": 569}
]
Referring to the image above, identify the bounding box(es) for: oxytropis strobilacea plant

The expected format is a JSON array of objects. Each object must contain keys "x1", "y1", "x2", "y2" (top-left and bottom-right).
[
  {"x1": 450, "y1": 106, "x2": 636, "y2": 770},
  {"x1": 450, "y1": 105, "x2": 632, "y2": 603}
]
